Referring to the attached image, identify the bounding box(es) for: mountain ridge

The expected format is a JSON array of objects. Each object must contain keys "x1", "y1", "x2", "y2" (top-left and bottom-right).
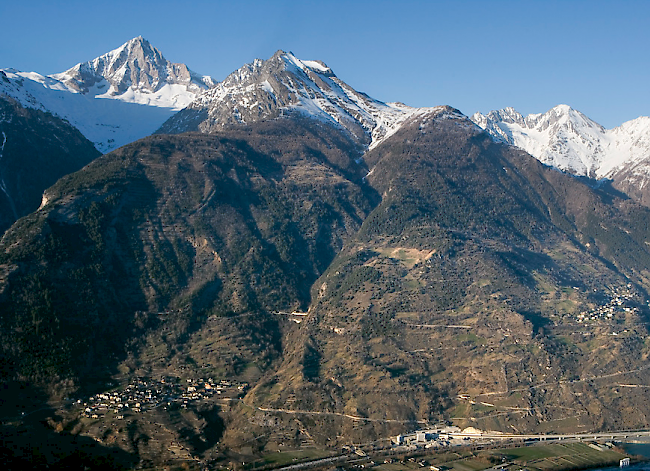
[{"x1": 158, "y1": 49, "x2": 430, "y2": 150}]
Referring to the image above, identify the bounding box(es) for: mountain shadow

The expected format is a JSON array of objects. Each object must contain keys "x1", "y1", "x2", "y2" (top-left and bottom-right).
[{"x1": 0, "y1": 96, "x2": 100, "y2": 234}]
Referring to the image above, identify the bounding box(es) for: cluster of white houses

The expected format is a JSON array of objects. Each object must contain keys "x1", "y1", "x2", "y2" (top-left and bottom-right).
[
  {"x1": 575, "y1": 284, "x2": 643, "y2": 323},
  {"x1": 79, "y1": 376, "x2": 248, "y2": 419}
]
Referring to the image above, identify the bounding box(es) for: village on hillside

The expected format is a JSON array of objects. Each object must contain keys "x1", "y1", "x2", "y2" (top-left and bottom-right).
[{"x1": 77, "y1": 376, "x2": 248, "y2": 419}]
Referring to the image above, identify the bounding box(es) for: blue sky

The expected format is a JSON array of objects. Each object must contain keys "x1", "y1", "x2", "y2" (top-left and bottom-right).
[{"x1": 1, "y1": 0, "x2": 648, "y2": 128}]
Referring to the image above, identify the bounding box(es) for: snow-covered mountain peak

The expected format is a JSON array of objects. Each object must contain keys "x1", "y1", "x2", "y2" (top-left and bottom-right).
[
  {"x1": 472, "y1": 105, "x2": 650, "y2": 185},
  {"x1": 472, "y1": 105, "x2": 611, "y2": 176},
  {"x1": 0, "y1": 37, "x2": 216, "y2": 152},
  {"x1": 524, "y1": 105, "x2": 604, "y2": 135},
  {"x1": 485, "y1": 106, "x2": 524, "y2": 124},
  {"x1": 159, "y1": 50, "x2": 421, "y2": 150},
  {"x1": 52, "y1": 36, "x2": 214, "y2": 100}
]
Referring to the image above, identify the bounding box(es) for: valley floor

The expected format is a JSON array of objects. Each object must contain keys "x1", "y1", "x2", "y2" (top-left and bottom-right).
[{"x1": 247, "y1": 439, "x2": 638, "y2": 471}]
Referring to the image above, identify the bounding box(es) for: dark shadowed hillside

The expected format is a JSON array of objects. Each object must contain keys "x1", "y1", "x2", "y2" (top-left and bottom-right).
[
  {"x1": 0, "y1": 116, "x2": 375, "y2": 394},
  {"x1": 0, "y1": 96, "x2": 101, "y2": 234}
]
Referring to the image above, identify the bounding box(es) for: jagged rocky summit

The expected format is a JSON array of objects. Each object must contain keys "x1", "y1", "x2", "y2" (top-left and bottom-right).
[
  {"x1": 0, "y1": 36, "x2": 214, "y2": 152},
  {"x1": 52, "y1": 35, "x2": 214, "y2": 99}
]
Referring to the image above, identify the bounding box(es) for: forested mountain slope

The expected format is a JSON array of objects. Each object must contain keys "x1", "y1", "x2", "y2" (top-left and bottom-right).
[{"x1": 3, "y1": 108, "x2": 650, "y2": 464}]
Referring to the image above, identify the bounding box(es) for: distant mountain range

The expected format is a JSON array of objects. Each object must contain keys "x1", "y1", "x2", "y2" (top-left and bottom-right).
[
  {"x1": 3, "y1": 36, "x2": 650, "y2": 197},
  {"x1": 471, "y1": 106, "x2": 650, "y2": 204}
]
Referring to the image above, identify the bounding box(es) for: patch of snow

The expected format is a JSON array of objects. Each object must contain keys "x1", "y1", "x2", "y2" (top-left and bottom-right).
[
  {"x1": 1, "y1": 68, "x2": 178, "y2": 152},
  {"x1": 302, "y1": 60, "x2": 332, "y2": 73},
  {"x1": 259, "y1": 80, "x2": 274, "y2": 95}
]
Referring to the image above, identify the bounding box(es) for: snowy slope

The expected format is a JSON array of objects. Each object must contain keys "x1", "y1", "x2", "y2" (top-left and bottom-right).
[
  {"x1": 471, "y1": 105, "x2": 650, "y2": 181},
  {"x1": 0, "y1": 37, "x2": 214, "y2": 152},
  {"x1": 159, "y1": 50, "x2": 424, "y2": 150}
]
